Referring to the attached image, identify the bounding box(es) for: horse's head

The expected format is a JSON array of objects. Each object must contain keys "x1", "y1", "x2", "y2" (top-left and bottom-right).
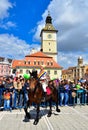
[{"x1": 29, "y1": 77, "x2": 38, "y2": 91}]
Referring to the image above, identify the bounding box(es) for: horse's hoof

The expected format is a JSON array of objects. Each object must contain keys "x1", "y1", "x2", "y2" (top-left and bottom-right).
[
  {"x1": 56, "y1": 108, "x2": 61, "y2": 112},
  {"x1": 47, "y1": 111, "x2": 52, "y2": 117},
  {"x1": 33, "y1": 120, "x2": 39, "y2": 125},
  {"x1": 47, "y1": 113, "x2": 51, "y2": 117},
  {"x1": 23, "y1": 117, "x2": 29, "y2": 122}
]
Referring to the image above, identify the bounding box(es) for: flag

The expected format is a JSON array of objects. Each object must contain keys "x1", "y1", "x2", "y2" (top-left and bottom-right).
[{"x1": 38, "y1": 70, "x2": 46, "y2": 79}]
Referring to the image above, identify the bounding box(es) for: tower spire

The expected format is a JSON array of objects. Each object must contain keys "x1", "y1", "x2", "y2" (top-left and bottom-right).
[
  {"x1": 48, "y1": 10, "x2": 50, "y2": 16},
  {"x1": 46, "y1": 11, "x2": 52, "y2": 24}
]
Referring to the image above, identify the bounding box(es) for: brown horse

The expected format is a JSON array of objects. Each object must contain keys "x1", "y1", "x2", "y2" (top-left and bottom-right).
[
  {"x1": 24, "y1": 77, "x2": 43, "y2": 125},
  {"x1": 45, "y1": 80, "x2": 61, "y2": 117},
  {"x1": 24, "y1": 76, "x2": 60, "y2": 125}
]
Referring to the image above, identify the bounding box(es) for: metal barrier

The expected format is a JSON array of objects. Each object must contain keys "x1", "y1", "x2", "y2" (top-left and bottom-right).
[
  {"x1": 72, "y1": 89, "x2": 88, "y2": 107},
  {"x1": 76, "y1": 89, "x2": 84, "y2": 105}
]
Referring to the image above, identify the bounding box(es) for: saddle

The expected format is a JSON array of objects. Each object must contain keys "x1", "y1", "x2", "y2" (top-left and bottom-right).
[{"x1": 46, "y1": 86, "x2": 52, "y2": 95}]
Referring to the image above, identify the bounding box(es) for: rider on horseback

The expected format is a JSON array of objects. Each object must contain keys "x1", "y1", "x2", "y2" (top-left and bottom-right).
[
  {"x1": 29, "y1": 69, "x2": 38, "y2": 79},
  {"x1": 29, "y1": 67, "x2": 49, "y2": 99}
]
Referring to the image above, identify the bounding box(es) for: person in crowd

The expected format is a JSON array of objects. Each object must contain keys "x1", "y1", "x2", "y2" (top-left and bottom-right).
[
  {"x1": 69, "y1": 81, "x2": 76, "y2": 105},
  {"x1": 80, "y1": 82, "x2": 86, "y2": 105},
  {"x1": 22, "y1": 79, "x2": 30, "y2": 108},
  {"x1": 59, "y1": 80, "x2": 65, "y2": 106},
  {"x1": 0, "y1": 79, "x2": 4, "y2": 109},
  {"x1": 3, "y1": 88, "x2": 11, "y2": 111},
  {"x1": 18, "y1": 78, "x2": 25, "y2": 109},
  {"x1": 16, "y1": 77, "x2": 24, "y2": 109},
  {"x1": 64, "y1": 80, "x2": 70, "y2": 106},
  {"x1": 13, "y1": 77, "x2": 19, "y2": 109},
  {"x1": 3, "y1": 77, "x2": 13, "y2": 111},
  {"x1": 85, "y1": 83, "x2": 88, "y2": 104}
]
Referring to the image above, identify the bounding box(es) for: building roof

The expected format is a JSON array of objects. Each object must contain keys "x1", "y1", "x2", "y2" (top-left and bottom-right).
[
  {"x1": 12, "y1": 51, "x2": 62, "y2": 69},
  {"x1": 25, "y1": 51, "x2": 52, "y2": 58},
  {"x1": 62, "y1": 69, "x2": 68, "y2": 74}
]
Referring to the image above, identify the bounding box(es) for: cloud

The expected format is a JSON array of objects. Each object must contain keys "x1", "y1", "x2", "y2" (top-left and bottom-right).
[
  {"x1": 0, "y1": 0, "x2": 13, "y2": 20},
  {"x1": 0, "y1": 21, "x2": 16, "y2": 29},
  {"x1": 58, "y1": 51, "x2": 88, "y2": 69},
  {"x1": 0, "y1": 0, "x2": 16, "y2": 29},
  {"x1": 33, "y1": 0, "x2": 88, "y2": 68},
  {"x1": 0, "y1": 34, "x2": 40, "y2": 59}
]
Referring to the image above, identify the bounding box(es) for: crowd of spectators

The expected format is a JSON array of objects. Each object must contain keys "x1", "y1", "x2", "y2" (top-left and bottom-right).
[{"x1": 0, "y1": 75, "x2": 88, "y2": 112}]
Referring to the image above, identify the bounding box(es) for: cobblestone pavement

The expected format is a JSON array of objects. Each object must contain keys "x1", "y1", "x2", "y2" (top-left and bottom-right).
[{"x1": 0, "y1": 105, "x2": 88, "y2": 130}]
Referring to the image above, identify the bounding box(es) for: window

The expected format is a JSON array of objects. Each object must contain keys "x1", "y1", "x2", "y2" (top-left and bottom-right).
[
  {"x1": 41, "y1": 61, "x2": 43, "y2": 65},
  {"x1": 20, "y1": 69, "x2": 23, "y2": 74},
  {"x1": 28, "y1": 61, "x2": 30, "y2": 64},
  {"x1": 38, "y1": 61, "x2": 40, "y2": 65},
  {"x1": 24, "y1": 61, "x2": 26, "y2": 64},
  {"x1": 26, "y1": 70, "x2": 29, "y2": 74},
  {"x1": 47, "y1": 70, "x2": 50, "y2": 75},
  {"x1": 54, "y1": 70, "x2": 57, "y2": 75},
  {"x1": 34, "y1": 61, "x2": 36, "y2": 65},
  {"x1": 48, "y1": 43, "x2": 50, "y2": 45},
  {"x1": 47, "y1": 62, "x2": 49, "y2": 66},
  {"x1": 6, "y1": 69, "x2": 8, "y2": 72},
  {"x1": 49, "y1": 48, "x2": 51, "y2": 51},
  {"x1": 77, "y1": 69, "x2": 79, "y2": 72},
  {"x1": 51, "y1": 62, "x2": 53, "y2": 66}
]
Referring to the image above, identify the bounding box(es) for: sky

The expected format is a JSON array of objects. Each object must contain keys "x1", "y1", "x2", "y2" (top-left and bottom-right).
[{"x1": 0, "y1": 0, "x2": 88, "y2": 69}]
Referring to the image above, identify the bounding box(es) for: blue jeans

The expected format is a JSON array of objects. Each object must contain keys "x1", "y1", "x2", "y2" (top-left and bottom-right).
[
  {"x1": 64, "y1": 92, "x2": 69, "y2": 105},
  {"x1": 18, "y1": 94, "x2": 23, "y2": 108},
  {"x1": 23, "y1": 92, "x2": 28, "y2": 107},
  {"x1": 4, "y1": 99, "x2": 11, "y2": 110},
  {"x1": 11, "y1": 91, "x2": 17, "y2": 108},
  {"x1": 0, "y1": 94, "x2": 2, "y2": 107},
  {"x1": 69, "y1": 91, "x2": 73, "y2": 105},
  {"x1": 0, "y1": 89, "x2": 3, "y2": 107},
  {"x1": 60, "y1": 93, "x2": 64, "y2": 106}
]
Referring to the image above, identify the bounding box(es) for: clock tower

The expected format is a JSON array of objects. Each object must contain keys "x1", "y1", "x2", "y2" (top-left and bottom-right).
[{"x1": 40, "y1": 12, "x2": 58, "y2": 62}]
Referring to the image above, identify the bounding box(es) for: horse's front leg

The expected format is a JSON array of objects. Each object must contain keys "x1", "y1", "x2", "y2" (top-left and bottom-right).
[
  {"x1": 33, "y1": 104, "x2": 40, "y2": 125},
  {"x1": 24, "y1": 101, "x2": 30, "y2": 122},
  {"x1": 56, "y1": 93, "x2": 60, "y2": 113},
  {"x1": 47, "y1": 99, "x2": 52, "y2": 117},
  {"x1": 56, "y1": 100, "x2": 60, "y2": 112}
]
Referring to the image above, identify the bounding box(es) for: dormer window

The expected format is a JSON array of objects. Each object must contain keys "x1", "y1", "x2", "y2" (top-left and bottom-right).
[
  {"x1": 34, "y1": 61, "x2": 36, "y2": 65},
  {"x1": 41, "y1": 61, "x2": 43, "y2": 65},
  {"x1": 38, "y1": 61, "x2": 40, "y2": 65},
  {"x1": 28, "y1": 61, "x2": 30, "y2": 64},
  {"x1": 47, "y1": 62, "x2": 49, "y2": 66},
  {"x1": 24, "y1": 61, "x2": 26, "y2": 64},
  {"x1": 51, "y1": 62, "x2": 53, "y2": 66}
]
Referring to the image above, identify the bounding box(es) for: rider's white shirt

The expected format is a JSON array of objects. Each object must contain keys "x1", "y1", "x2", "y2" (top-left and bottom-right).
[{"x1": 42, "y1": 82, "x2": 47, "y2": 92}]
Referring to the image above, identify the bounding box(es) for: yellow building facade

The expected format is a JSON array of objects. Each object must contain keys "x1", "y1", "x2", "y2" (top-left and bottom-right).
[{"x1": 62, "y1": 57, "x2": 88, "y2": 83}]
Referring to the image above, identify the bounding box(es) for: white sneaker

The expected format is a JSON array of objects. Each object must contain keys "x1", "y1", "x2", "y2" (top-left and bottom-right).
[{"x1": 65, "y1": 105, "x2": 68, "y2": 106}]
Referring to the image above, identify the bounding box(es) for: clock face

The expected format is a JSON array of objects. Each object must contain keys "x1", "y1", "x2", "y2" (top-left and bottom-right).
[{"x1": 47, "y1": 34, "x2": 52, "y2": 39}]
